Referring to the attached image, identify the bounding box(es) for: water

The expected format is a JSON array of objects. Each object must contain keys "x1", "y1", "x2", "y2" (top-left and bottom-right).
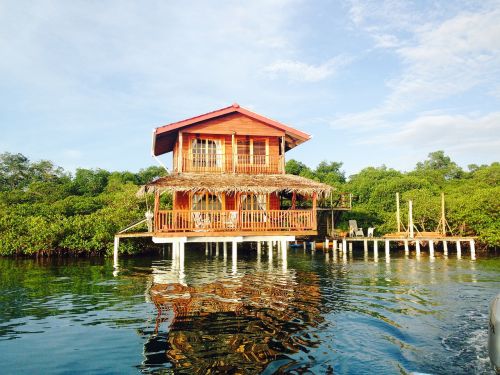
[{"x1": 0, "y1": 246, "x2": 498, "y2": 374}]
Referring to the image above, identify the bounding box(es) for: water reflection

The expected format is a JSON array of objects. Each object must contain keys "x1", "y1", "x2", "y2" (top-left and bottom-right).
[{"x1": 144, "y1": 269, "x2": 322, "y2": 373}]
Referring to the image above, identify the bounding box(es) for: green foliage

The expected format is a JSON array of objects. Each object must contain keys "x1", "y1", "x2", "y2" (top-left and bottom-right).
[{"x1": 0, "y1": 152, "x2": 168, "y2": 256}]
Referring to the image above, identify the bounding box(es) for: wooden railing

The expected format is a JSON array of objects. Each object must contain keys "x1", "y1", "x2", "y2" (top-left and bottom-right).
[
  {"x1": 181, "y1": 154, "x2": 284, "y2": 174},
  {"x1": 155, "y1": 209, "x2": 315, "y2": 232}
]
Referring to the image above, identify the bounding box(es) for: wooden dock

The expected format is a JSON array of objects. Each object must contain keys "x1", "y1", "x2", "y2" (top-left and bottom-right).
[{"x1": 310, "y1": 236, "x2": 477, "y2": 260}]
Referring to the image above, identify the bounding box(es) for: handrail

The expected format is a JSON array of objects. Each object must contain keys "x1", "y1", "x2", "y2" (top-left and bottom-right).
[
  {"x1": 180, "y1": 154, "x2": 284, "y2": 174},
  {"x1": 155, "y1": 209, "x2": 315, "y2": 232}
]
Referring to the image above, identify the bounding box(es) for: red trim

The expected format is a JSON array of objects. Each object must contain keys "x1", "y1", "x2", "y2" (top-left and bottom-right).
[{"x1": 155, "y1": 103, "x2": 311, "y2": 141}]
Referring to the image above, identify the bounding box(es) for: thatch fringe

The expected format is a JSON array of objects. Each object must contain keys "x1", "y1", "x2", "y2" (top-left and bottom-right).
[{"x1": 137, "y1": 173, "x2": 333, "y2": 198}]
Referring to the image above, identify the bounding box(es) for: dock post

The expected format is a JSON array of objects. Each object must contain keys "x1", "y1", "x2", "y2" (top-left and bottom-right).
[
  {"x1": 443, "y1": 240, "x2": 448, "y2": 256},
  {"x1": 404, "y1": 240, "x2": 409, "y2": 255},
  {"x1": 364, "y1": 239, "x2": 368, "y2": 261},
  {"x1": 281, "y1": 240, "x2": 287, "y2": 269},
  {"x1": 232, "y1": 241, "x2": 238, "y2": 274},
  {"x1": 416, "y1": 240, "x2": 421, "y2": 256},
  {"x1": 268, "y1": 243, "x2": 273, "y2": 262},
  {"x1": 373, "y1": 240, "x2": 378, "y2": 262},
  {"x1": 223, "y1": 242, "x2": 228, "y2": 259},
  {"x1": 342, "y1": 239, "x2": 347, "y2": 253},
  {"x1": 311, "y1": 241, "x2": 316, "y2": 251},
  {"x1": 257, "y1": 241, "x2": 261, "y2": 253},
  {"x1": 429, "y1": 240, "x2": 435, "y2": 258},
  {"x1": 385, "y1": 240, "x2": 390, "y2": 263},
  {"x1": 268, "y1": 241, "x2": 273, "y2": 253},
  {"x1": 456, "y1": 240, "x2": 461, "y2": 259},
  {"x1": 333, "y1": 239, "x2": 338, "y2": 251},
  {"x1": 342, "y1": 244, "x2": 347, "y2": 263},
  {"x1": 303, "y1": 241, "x2": 306, "y2": 251},
  {"x1": 325, "y1": 238, "x2": 329, "y2": 251},
  {"x1": 216, "y1": 242, "x2": 220, "y2": 257},
  {"x1": 205, "y1": 242, "x2": 209, "y2": 255},
  {"x1": 113, "y1": 236, "x2": 119, "y2": 269},
  {"x1": 470, "y1": 240, "x2": 476, "y2": 260}
]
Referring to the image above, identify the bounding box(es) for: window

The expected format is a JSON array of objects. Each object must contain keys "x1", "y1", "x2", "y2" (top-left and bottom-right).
[
  {"x1": 240, "y1": 194, "x2": 267, "y2": 210},
  {"x1": 236, "y1": 138, "x2": 268, "y2": 165},
  {"x1": 191, "y1": 138, "x2": 222, "y2": 168},
  {"x1": 192, "y1": 192, "x2": 223, "y2": 210}
]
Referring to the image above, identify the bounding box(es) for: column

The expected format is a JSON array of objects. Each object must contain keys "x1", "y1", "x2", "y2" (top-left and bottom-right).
[
  {"x1": 385, "y1": 239, "x2": 390, "y2": 263},
  {"x1": 443, "y1": 240, "x2": 448, "y2": 257},
  {"x1": 374, "y1": 240, "x2": 378, "y2": 261},
  {"x1": 470, "y1": 240, "x2": 476, "y2": 260},
  {"x1": 429, "y1": 240, "x2": 435, "y2": 258},
  {"x1": 456, "y1": 240, "x2": 461, "y2": 259}
]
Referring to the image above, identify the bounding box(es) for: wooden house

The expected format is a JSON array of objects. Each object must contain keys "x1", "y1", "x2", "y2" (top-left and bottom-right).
[{"x1": 134, "y1": 103, "x2": 332, "y2": 252}]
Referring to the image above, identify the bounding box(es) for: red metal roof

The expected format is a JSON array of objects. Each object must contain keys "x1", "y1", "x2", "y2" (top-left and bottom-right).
[{"x1": 153, "y1": 103, "x2": 311, "y2": 156}]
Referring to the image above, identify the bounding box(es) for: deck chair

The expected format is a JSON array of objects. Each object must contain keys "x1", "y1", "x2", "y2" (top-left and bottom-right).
[
  {"x1": 349, "y1": 220, "x2": 364, "y2": 237},
  {"x1": 367, "y1": 227, "x2": 375, "y2": 238},
  {"x1": 225, "y1": 211, "x2": 238, "y2": 229},
  {"x1": 192, "y1": 211, "x2": 208, "y2": 231}
]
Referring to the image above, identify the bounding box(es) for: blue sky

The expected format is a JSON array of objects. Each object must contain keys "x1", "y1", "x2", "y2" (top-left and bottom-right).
[{"x1": 1, "y1": 0, "x2": 499, "y2": 176}]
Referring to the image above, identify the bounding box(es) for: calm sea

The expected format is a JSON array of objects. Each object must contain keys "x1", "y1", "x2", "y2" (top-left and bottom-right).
[{"x1": 0, "y1": 245, "x2": 498, "y2": 374}]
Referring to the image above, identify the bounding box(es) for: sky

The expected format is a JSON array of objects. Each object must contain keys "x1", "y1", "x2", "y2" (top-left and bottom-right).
[{"x1": 1, "y1": 0, "x2": 499, "y2": 177}]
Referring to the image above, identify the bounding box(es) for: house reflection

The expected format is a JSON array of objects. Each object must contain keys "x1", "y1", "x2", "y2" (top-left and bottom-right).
[{"x1": 143, "y1": 271, "x2": 323, "y2": 373}]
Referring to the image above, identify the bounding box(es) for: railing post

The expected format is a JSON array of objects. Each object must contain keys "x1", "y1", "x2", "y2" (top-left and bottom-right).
[{"x1": 154, "y1": 190, "x2": 160, "y2": 232}]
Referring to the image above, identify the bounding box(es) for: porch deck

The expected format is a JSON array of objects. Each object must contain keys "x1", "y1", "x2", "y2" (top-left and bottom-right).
[{"x1": 155, "y1": 209, "x2": 316, "y2": 233}]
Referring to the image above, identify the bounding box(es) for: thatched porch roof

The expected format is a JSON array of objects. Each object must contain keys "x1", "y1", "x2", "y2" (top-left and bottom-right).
[{"x1": 137, "y1": 173, "x2": 333, "y2": 197}]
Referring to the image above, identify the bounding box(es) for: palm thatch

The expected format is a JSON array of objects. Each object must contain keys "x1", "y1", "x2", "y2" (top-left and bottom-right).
[{"x1": 137, "y1": 173, "x2": 333, "y2": 197}]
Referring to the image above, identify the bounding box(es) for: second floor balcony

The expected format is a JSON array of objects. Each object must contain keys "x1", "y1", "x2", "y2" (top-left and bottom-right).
[{"x1": 181, "y1": 154, "x2": 285, "y2": 174}]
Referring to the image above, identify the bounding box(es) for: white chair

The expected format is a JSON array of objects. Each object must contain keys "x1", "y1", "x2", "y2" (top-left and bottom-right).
[
  {"x1": 225, "y1": 211, "x2": 238, "y2": 229},
  {"x1": 349, "y1": 220, "x2": 364, "y2": 237},
  {"x1": 367, "y1": 227, "x2": 375, "y2": 238}
]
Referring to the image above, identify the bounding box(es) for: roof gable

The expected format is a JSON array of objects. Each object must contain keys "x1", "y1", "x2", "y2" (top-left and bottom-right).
[{"x1": 153, "y1": 103, "x2": 311, "y2": 156}]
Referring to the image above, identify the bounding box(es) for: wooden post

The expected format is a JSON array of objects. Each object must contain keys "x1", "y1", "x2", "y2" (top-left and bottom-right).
[
  {"x1": 223, "y1": 242, "x2": 228, "y2": 259},
  {"x1": 216, "y1": 242, "x2": 219, "y2": 256},
  {"x1": 470, "y1": 240, "x2": 476, "y2": 260},
  {"x1": 374, "y1": 240, "x2": 378, "y2": 261},
  {"x1": 268, "y1": 242, "x2": 273, "y2": 262},
  {"x1": 325, "y1": 238, "x2": 329, "y2": 251},
  {"x1": 416, "y1": 240, "x2": 421, "y2": 256},
  {"x1": 440, "y1": 193, "x2": 446, "y2": 235},
  {"x1": 312, "y1": 192, "x2": 318, "y2": 229},
  {"x1": 280, "y1": 135, "x2": 285, "y2": 174},
  {"x1": 153, "y1": 191, "x2": 160, "y2": 232},
  {"x1": 333, "y1": 239, "x2": 338, "y2": 251},
  {"x1": 404, "y1": 240, "x2": 409, "y2": 255},
  {"x1": 396, "y1": 192, "x2": 401, "y2": 233},
  {"x1": 291, "y1": 192, "x2": 296, "y2": 209},
  {"x1": 342, "y1": 239, "x2": 347, "y2": 253},
  {"x1": 409, "y1": 200, "x2": 414, "y2": 239},
  {"x1": 363, "y1": 239, "x2": 368, "y2": 253},
  {"x1": 429, "y1": 240, "x2": 435, "y2": 258},
  {"x1": 113, "y1": 236, "x2": 119, "y2": 269},
  {"x1": 443, "y1": 240, "x2": 448, "y2": 256},
  {"x1": 311, "y1": 241, "x2": 316, "y2": 251},
  {"x1": 205, "y1": 242, "x2": 209, "y2": 255},
  {"x1": 385, "y1": 240, "x2": 390, "y2": 262},
  {"x1": 178, "y1": 131, "x2": 183, "y2": 172},
  {"x1": 456, "y1": 240, "x2": 461, "y2": 258},
  {"x1": 232, "y1": 132, "x2": 236, "y2": 173},
  {"x1": 232, "y1": 241, "x2": 237, "y2": 260}
]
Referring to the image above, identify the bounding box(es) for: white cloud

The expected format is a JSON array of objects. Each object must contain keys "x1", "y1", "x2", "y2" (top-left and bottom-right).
[{"x1": 264, "y1": 56, "x2": 350, "y2": 82}]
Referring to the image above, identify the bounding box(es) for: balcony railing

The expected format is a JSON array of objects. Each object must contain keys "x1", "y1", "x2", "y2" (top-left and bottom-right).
[
  {"x1": 180, "y1": 154, "x2": 284, "y2": 174},
  {"x1": 155, "y1": 209, "x2": 315, "y2": 233}
]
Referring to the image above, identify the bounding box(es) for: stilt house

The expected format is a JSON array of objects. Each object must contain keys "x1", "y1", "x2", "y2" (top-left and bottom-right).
[{"x1": 140, "y1": 103, "x2": 332, "y2": 246}]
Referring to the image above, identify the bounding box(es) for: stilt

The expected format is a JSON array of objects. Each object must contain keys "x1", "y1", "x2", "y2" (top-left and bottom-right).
[
  {"x1": 470, "y1": 240, "x2": 476, "y2": 260},
  {"x1": 342, "y1": 245, "x2": 347, "y2": 262},
  {"x1": 429, "y1": 240, "x2": 435, "y2": 258},
  {"x1": 333, "y1": 239, "x2": 338, "y2": 251},
  {"x1": 232, "y1": 241, "x2": 237, "y2": 274},
  {"x1": 268, "y1": 241, "x2": 273, "y2": 252},
  {"x1": 215, "y1": 242, "x2": 219, "y2": 256},
  {"x1": 325, "y1": 238, "x2": 329, "y2": 251},
  {"x1": 268, "y1": 243, "x2": 273, "y2": 262},
  {"x1": 332, "y1": 246, "x2": 338, "y2": 262},
  {"x1": 281, "y1": 240, "x2": 287, "y2": 270},
  {"x1": 443, "y1": 240, "x2": 448, "y2": 256},
  {"x1": 223, "y1": 242, "x2": 228, "y2": 259},
  {"x1": 205, "y1": 242, "x2": 209, "y2": 255},
  {"x1": 342, "y1": 239, "x2": 347, "y2": 254},
  {"x1": 385, "y1": 240, "x2": 390, "y2": 263},
  {"x1": 363, "y1": 239, "x2": 368, "y2": 253},
  {"x1": 456, "y1": 241, "x2": 461, "y2": 259},
  {"x1": 348, "y1": 242, "x2": 353, "y2": 252},
  {"x1": 303, "y1": 241, "x2": 306, "y2": 251},
  {"x1": 257, "y1": 241, "x2": 261, "y2": 254},
  {"x1": 416, "y1": 240, "x2": 421, "y2": 256},
  {"x1": 373, "y1": 240, "x2": 378, "y2": 262},
  {"x1": 404, "y1": 240, "x2": 409, "y2": 255},
  {"x1": 113, "y1": 236, "x2": 119, "y2": 268},
  {"x1": 311, "y1": 241, "x2": 316, "y2": 251}
]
